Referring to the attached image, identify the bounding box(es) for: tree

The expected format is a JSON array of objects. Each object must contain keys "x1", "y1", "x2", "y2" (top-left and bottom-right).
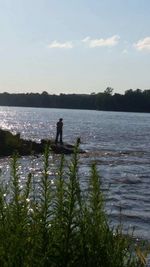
[
  {"x1": 104, "y1": 87, "x2": 114, "y2": 95},
  {"x1": 42, "y1": 91, "x2": 49, "y2": 95}
]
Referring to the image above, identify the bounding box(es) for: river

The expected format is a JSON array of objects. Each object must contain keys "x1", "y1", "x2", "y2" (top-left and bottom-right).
[{"x1": 0, "y1": 106, "x2": 150, "y2": 242}]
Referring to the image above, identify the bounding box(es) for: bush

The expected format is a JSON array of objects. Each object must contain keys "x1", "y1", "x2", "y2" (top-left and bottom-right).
[{"x1": 0, "y1": 145, "x2": 147, "y2": 267}]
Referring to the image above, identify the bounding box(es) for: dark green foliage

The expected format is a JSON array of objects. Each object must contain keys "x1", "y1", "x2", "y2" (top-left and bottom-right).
[
  {"x1": 0, "y1": 128, "x2": 44, "y2": 156},
  {"x1": 0, "y1": 88, "x2": 150, "y2": 112},
  {"x1": 0, "y1": 146, "x2": 147, "y2": 266}
]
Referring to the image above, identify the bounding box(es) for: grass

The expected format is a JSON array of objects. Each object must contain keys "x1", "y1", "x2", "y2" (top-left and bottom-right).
[{"x1": 0, "y1": 144, "x2": 148, "y2": 267}]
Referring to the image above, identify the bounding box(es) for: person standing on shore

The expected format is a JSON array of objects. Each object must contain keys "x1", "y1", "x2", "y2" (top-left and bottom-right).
[{"x1": 55, "y1": 118, "x2": 63, "y2": 144}]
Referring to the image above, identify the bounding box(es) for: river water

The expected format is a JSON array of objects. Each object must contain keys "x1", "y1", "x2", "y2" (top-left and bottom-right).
[{"x1": 0, "y1": 106, "x2": 150, "y2": 242}]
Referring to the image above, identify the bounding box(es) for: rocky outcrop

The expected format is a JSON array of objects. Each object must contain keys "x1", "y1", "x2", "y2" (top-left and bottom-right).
[{"x1": 0, "y1": 129, "x2": 85, "y2": 156}]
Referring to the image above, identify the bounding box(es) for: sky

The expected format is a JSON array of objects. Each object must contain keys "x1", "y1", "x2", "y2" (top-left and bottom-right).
[{"x1": 0, "y1": 0, "x2": 150, "y2": 95}]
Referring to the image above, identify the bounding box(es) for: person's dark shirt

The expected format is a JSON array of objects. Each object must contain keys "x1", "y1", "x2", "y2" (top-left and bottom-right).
[{"x1": 57, "y1": 121, "x2": 63, "y2": 132}]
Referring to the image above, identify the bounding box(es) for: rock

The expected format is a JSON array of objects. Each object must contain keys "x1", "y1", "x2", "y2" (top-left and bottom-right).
[
  {"x1": 50, "y1": 143, "x2": 84, "y2": 155},
  {"x1": 0, "y1": 129, "x2": 85, "y2": 157}
]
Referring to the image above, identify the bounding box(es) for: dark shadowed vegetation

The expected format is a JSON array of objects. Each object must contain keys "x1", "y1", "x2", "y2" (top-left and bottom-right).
[
  {"x1": 0, "y1": 128, "x2": 85, "y2": 157},
  {"x1": 0, "y1": 145, "x2": 147, "y2": 266},
  {"x1": 0, "y1": 88, "x2": 150, "y2": 112}
]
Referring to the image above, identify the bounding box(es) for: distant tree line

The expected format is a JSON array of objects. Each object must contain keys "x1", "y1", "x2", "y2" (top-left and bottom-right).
[{"x1": 0, "y1": 88, "x2": 150, "y2": 112}]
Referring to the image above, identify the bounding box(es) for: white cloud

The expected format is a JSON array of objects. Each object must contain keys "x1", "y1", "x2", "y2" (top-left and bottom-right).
[
  {"x1": 82, "y1": 36, "x2": 91, "y2": 43},
  {"x1": 48, "y1": 35, "x2": 120, "y2": 49},
  {"x1": 82, "y1": 35, "x2": 120, "y2": 48},
  {"x1": 134, "y1": 37, "x2": 150, "y2": 51},
  {"x1": 48, "y1": 40, "x2": 73, "y2": 49}
]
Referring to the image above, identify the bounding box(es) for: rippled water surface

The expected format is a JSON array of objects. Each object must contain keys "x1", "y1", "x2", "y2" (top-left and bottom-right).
[{"x1": 0, "y1": 106, "x2": 150, "y2": 241}]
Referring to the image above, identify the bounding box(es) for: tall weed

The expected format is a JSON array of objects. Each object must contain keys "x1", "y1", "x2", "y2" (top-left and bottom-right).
[{"x1": 0, "y1": 145, "x2": 147, "y2": 267}]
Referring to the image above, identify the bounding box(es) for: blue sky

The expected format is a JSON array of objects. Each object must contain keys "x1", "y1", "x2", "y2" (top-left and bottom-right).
[{"x1": 0, "y1": 0, "x2": 150, "y2": 94}]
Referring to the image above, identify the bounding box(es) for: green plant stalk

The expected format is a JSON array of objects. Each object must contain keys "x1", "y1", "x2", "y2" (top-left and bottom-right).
[{"x1": 0, "y1": 147, "x2": 146, "y2": 267}]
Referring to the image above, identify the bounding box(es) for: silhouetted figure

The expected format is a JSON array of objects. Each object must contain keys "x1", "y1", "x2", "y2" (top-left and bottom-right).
[{"x1": 55, "y1": 118, "x2": 63, "y2": 145}]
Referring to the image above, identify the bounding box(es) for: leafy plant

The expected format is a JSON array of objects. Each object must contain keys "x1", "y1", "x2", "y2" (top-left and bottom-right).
[{"x1": 0, "y1": 145, "x2": 147, "y2": 267}]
